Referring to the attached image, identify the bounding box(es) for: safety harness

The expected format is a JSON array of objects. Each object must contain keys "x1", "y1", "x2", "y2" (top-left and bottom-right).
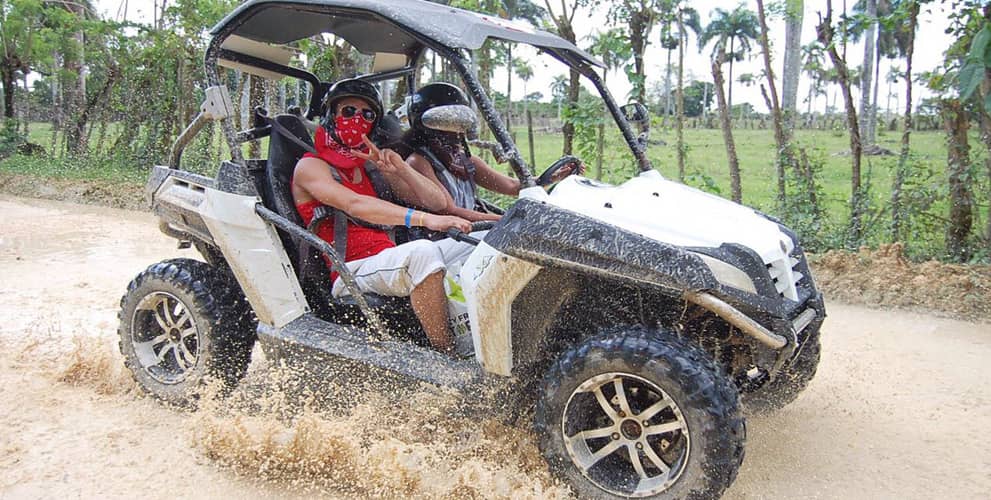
[{"x1": 265, "y1": 114, "x2": 395, "y2": 271}]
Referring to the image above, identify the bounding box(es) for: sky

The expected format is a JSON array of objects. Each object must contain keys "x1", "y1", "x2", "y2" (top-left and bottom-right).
[{"x1": 93, "y1": 0, "x2": 953, "y2": 115}]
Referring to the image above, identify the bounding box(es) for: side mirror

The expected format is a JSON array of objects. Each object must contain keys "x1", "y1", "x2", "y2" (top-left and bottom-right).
[
  {"x1": 621, "y1": 102, "x2": 649, "y2": 125},
  {"x1": 621, "y1": 102, "x2": 650, "y2": 146}
]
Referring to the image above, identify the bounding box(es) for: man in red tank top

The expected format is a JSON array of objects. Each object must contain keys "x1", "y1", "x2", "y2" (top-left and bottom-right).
[{"x1": 292, "y1": 79, "x2": 473, "y2": 355}]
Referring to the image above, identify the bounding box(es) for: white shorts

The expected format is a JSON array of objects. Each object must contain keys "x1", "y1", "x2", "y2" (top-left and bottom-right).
[{"x1": 331, "y1": 234, "x2": 480, "y2": 298}]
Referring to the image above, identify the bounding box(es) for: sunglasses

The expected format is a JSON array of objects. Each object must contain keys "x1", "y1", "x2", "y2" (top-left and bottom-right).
[{"x1": 339, "y1": 105, "x2": 377, "y2": 122}]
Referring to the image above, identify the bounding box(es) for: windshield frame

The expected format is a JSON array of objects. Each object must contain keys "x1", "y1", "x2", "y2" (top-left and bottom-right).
[{"x1": 201, "y1": 3, "x2": 652, "y2": 187}]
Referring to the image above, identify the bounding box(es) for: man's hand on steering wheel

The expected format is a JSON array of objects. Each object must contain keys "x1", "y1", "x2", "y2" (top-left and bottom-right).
[
  {"x1": 537, "y1": 155, "x2": 585, "y2": 187},
  {"x1": 424, "y1": 213, "x2": 472, "y2": 234}
]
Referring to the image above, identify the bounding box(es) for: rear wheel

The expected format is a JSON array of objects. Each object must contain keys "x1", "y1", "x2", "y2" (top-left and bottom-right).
[
  {"x1": 118, "y1": 259, "x2": 255, "y2": 406},
  {"x1": 535, "y1": 328, "x2": 745, "y2": 499}
]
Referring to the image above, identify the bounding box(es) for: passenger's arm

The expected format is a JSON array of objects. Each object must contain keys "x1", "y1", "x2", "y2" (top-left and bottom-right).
[
  {"x1": 408, "y1": 153, "x2": 501, "y2": 222},
  {"x1": 293, "y1": 157, "x2": 471, "y2": 232},
  {"x1": 352, "y1": 136, "x2": 447, "y2": 212},
  {"x1": 472, "y1": 156, "x2": 522, "y2": 196}
]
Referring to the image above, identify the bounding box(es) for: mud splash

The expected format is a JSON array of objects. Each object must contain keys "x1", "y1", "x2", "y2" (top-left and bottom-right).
[{"x1": 38, "y1": 334, "x2": 570, "y2": 499}]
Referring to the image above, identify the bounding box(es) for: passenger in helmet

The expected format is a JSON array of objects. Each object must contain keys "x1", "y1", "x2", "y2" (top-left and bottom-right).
[
  {"x1": 291, "y1": 78, "x2": 473, "y2": 355},
  {"x1": 404, "y1": 83, "x2": 582, "y2": 222}
]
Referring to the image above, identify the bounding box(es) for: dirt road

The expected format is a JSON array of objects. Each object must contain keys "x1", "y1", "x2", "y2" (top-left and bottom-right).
[{"x1": 1, "y1": 195, "x2": 989, "y2": 499}]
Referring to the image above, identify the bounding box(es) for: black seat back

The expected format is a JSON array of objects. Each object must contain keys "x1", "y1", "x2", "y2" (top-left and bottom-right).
[{"x1": 262, "y1": 114, "x2": 340, "y2": 317}]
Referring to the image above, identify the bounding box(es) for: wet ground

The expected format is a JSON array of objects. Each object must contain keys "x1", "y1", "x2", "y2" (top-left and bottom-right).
[{"x1": 1, "y1": 195, "x2": 989, "y2": 499}]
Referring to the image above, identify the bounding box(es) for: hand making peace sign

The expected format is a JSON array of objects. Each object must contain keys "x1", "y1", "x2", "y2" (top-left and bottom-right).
[{"x1": 351, "y1": 135, "x2": 407, "y2": 175}]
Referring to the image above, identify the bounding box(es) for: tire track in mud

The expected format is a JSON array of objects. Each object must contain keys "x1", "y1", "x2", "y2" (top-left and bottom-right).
[{"x1": 1, "y1": 195, "x2": 989, "y2": 499}]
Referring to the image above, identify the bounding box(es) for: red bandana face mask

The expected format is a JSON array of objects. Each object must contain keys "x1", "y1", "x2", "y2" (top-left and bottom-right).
[{"x1": 334, "y1": 114, "x2": 374, "y2": 148}]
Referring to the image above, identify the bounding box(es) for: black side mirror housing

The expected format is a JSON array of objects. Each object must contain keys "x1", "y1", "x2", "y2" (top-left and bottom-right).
[
  {"x1": 621, "y1": 102, "x2": 649, "y2": 125},
  {"x1": 621, "y1": 102, "x2": 650, "y2": 146}
]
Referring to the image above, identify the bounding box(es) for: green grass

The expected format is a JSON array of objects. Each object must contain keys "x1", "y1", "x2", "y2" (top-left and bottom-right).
[
  {"x1": 3, "y1": 120, "x2": 982, "y2": 234},
  {"x1": 511, "y1": 125, "x2": 956, "y2": 215}
]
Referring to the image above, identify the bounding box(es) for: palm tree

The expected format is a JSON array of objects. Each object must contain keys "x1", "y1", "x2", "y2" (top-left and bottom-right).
[
  {"x1": 674, "y1": 2, "x2": 701, "y2": 181},
  {"x1": 699, "y1": 5, "x2": 758, "y2": 203},
  {"x1": 494, "y1": 0, "x2": 545, "y2": 131},
  {"x1": 802, "y1": 42, "x2": 826, "y2": 119},
  {"x1": 699, "y1": 6, "x2": 759, "y2": 114},
  {"x1": 781, "y1": 0, "x2": 805, "y2": 131},
  {"x1": 588, "y1": 28, "x2": 633, "y2": 179}
]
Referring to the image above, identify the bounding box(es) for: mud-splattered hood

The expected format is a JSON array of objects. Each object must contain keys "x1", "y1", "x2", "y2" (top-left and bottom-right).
[{"x1": 546, "y1": 170, "x2": 794, "y2": 265}]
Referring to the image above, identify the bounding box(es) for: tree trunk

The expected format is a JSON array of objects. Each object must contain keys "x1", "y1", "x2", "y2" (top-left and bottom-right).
[
  {"x1": 728, "y1": 38, "x2": 735, "y2": 114},
  {"x1": 630, "y1": 14, "x2": 648, "y2": 104},
  {"x1": 757, "y1": 0, "x2": 792, "y2": 206},
  {"x1": 505, "y1": 42, "x2": 512, "y2": 132},
  {"x1": 979, "y1": 71, "x2": 991, "y2": 256},
  {"x1": 713, "y1": 55, "x2": 742, "y2": 203},
  {"x1": 858, "y1": 0, "x2": 877, "y2": 146},
  {"x1": 890, "y1": 1, "x2": 918, "y2": 241},
  {"x1": 664, "y1": 47, "x2": 673, "y2": 126},
  {"x1": 676, "y1": 18, "x2": 686, "y2": 182},
  {"x1": 0, "y1": 65, "x2": 15, "y2": 120},
  {"x1": 869, "y1": 28, "x2": 881, "y2": 145},
  {"x1": 942, "y1": 99, "x2": 973, "y2": 262},
  {"x1": 819, "y1": 0, "x2": 864, "y2": 244},
  {"x1": 782, "y1": 0, "x2": 804, "y2": 131},
  {"x1": 527, "y1": 109, "x2": 536, "y2": 170}
]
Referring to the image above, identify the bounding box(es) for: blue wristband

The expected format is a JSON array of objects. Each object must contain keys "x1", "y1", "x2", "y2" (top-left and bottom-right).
[{"x1": 404, "y1": 208, "x2": 414, "y2": 228}]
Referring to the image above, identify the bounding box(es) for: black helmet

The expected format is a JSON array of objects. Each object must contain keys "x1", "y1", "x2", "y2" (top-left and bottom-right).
[
  {"x1": 323, "y1": 78, "x2": 383, "y2": 126},
  {"x1": 409, "y1": 83, "x2": 470, "y2": 130},
  {"x1": 321, "y1": 78, "x2": 383, "y2": 146}
]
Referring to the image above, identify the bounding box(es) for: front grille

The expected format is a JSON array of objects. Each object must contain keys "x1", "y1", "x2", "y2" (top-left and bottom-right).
[{"x1": 765, "y1": 253, "x2": 806, "y2": 301}]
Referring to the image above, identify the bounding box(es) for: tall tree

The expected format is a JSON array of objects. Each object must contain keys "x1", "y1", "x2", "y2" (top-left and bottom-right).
[
  {"x1": 607, "y1": 0, "x2": 663, "y2": 104},
  {"x1": 710, "y1": 45, "x2": 742, "y2": 202},
  {"x1": 494, "y1": 0, "x2": 544, "y2": 131},
  {"x1": 889, "y1": 0, "x2": 920, "y2": 242},
  {"x1": 781, "y1": 0, "x2": 805, "y2": 131},
  {"x1": 588, "y1": 28, "x2": 631, "y2": 179},
  {"x1": 671, "y1": 1, "x2": 701, "y2": 181},
  {"x1": 0, "y1": 0, "x2": 51, "y2": 122},
  {"x1": 543, "y1": 0, "x2": 583, "y2": 155},
  {"x1": 802, "y1": 42, "x2": 827, "y2": 119},
  {"x1": 857, "y1": 0, "x2": 878, "y2": 147},
  {"x1": 699, "y1": 6, "x2": 760, "y2": 117},
  {"x1": 818, "y1": 0, "x2": 865, "y2": 244}
]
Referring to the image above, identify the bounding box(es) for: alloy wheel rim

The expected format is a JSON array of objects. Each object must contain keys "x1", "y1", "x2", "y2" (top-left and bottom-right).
[
  {"x1": 130, "y1": 292, "x2": 200, "y2": 384},
  {"x1": 562, "y1": 372, "x2": 690, "y2": 497}
]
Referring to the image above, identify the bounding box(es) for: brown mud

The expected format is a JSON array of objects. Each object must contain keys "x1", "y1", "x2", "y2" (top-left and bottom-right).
[
  {"x1": 810, "y1": 243, "x2": 991, "y2": 322},
  {"x1": 1, "y1": 195, "x2": 990, "y2": 499}
]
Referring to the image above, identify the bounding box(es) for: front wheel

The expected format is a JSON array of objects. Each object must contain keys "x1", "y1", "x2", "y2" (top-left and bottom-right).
[
  {"x1": 117, "y1": 259, "x2": 255, "y2": 406},
  {"x1": 534, "y1": 328, "x2": 745, "y2": 499}
]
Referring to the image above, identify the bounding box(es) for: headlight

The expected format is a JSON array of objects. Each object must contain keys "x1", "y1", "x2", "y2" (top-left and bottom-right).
[{"x1": 696, "y1": 254, "x2": 757, "y2": 294}]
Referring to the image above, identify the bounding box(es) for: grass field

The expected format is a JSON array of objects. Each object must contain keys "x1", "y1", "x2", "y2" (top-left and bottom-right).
[{"x1": 3, "y1": 120, "x2": 985, "y2": 242}]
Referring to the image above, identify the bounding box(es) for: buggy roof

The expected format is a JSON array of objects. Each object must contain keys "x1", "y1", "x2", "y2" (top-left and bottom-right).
[{"x1": 210, "y1": 0, "x2": 602, "y2": 67}]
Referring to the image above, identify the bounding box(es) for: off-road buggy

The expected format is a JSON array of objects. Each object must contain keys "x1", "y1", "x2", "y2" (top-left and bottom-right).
[{"x1": 117, "y1": 1, "x2": 825, "y2": 497}]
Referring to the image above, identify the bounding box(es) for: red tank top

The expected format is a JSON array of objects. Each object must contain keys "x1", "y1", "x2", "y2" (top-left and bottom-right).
[{"x1": 295, "y1": 128, "x2": 395, "y2": 281}]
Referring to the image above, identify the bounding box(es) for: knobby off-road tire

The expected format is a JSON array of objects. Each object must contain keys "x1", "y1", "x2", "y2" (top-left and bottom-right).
[
  {"x1": 535, "y1": 328, "x2": 745, "y2": 499},
  {"x1": 741, "y1": 326, "x2": 821, "y2": 414},
  {"x1": 118, "y1": 259, "x2": 256, "y2": 406}
]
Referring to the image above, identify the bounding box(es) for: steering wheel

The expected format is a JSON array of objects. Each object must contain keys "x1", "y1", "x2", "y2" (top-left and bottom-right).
[
  {"x1": 537, "y1": 155, "x2": 583, "y2": 187},
  {"x1": 445, "y1": 221, "x2": 495, "y2": 245}
]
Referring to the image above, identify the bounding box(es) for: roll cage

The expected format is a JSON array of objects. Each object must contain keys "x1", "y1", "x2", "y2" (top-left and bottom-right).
[{"x1": 174, "y1": 0, "x2": 651, "y2": 192}]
